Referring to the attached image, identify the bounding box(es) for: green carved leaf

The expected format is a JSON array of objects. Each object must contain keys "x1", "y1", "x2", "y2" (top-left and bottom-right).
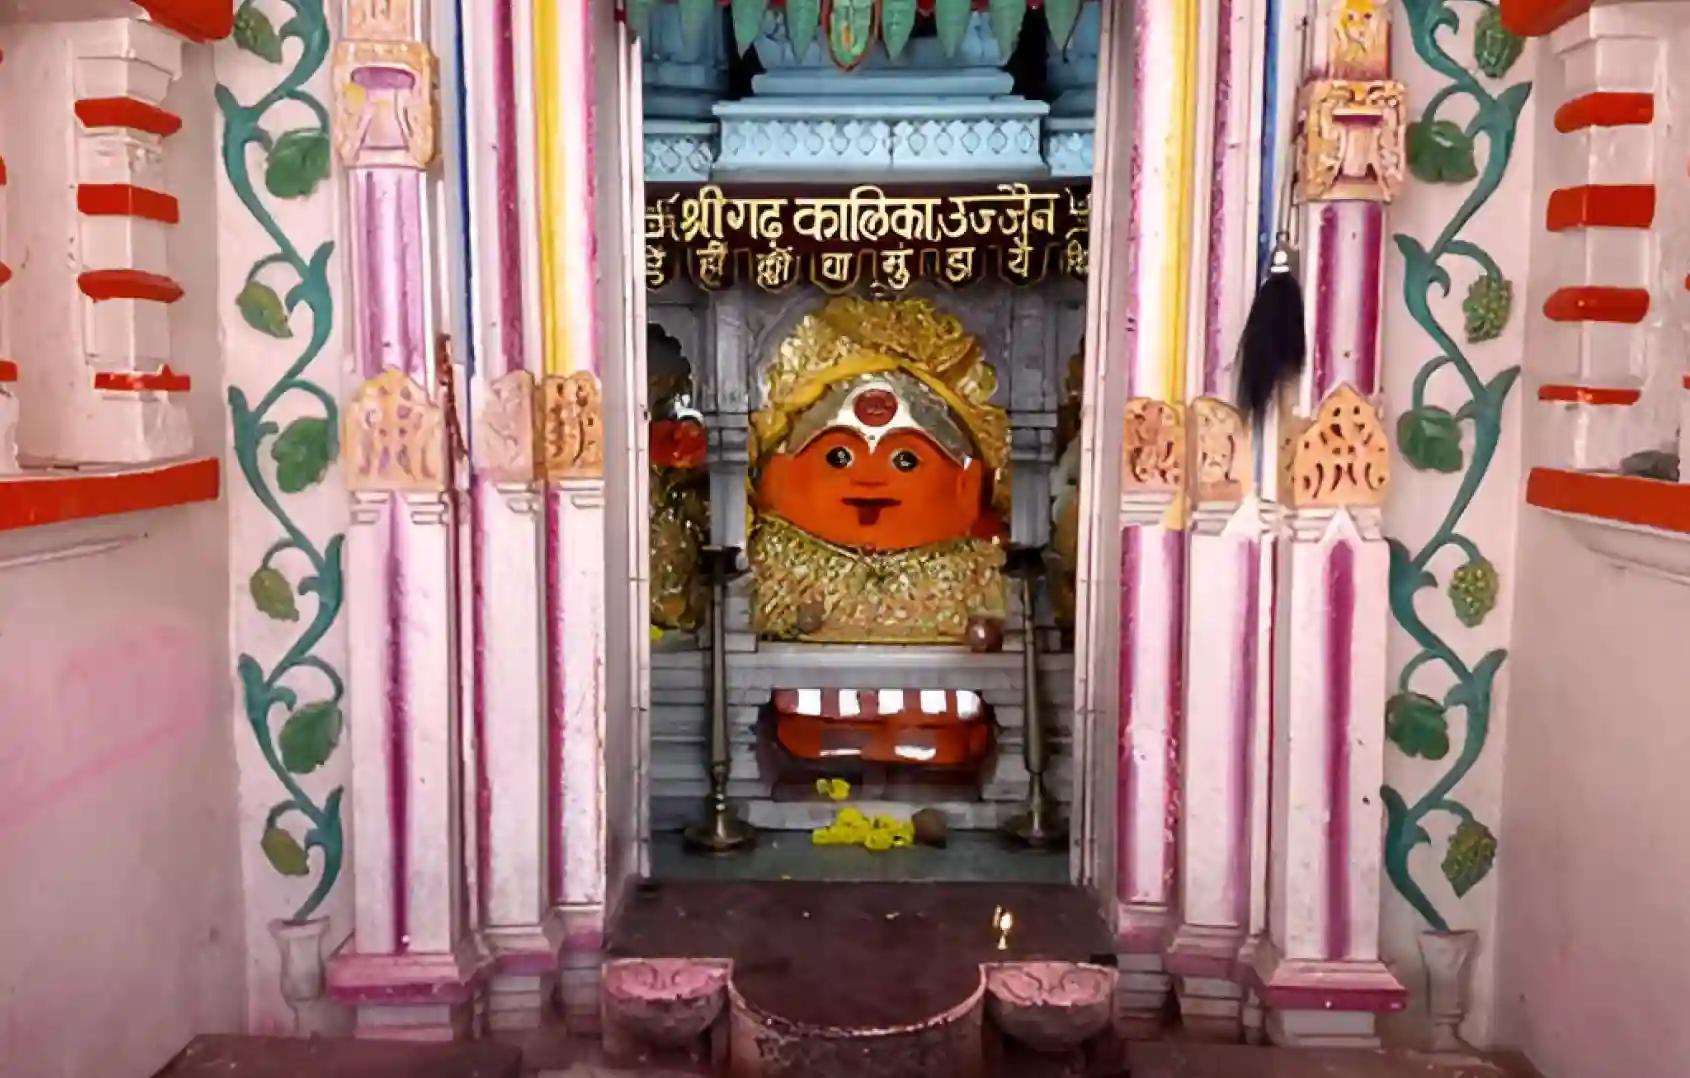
[
  {"x1": 234, "y1": 2, "x2": 284, "y2": 64},
  {"x1": 1386, "y1": 692, "x2": 1451, "y2": 761},
  {"x1": 271, "y1": 416, "x2": 334, "y2": 494},
  {"x1": 1442, "y1": 818, "x2": 1497, "y2": 897},
  {"x1": 278, "y1": 701, "x2": 343, "y2": 774},
  {"x1": 988, "y1": 0, "x2": 1027, "y2": 61},
  {"x1": 236, "y1": 279, "x2": 293, "y2": 339},
  {"x1": 250, "y1": 566, "x2": 300, "y2": 622},
  {"x1": 261, "y1": 826, "x2": 311, "y2": 876},
  {"x1": 1044, "y1": 0, "x2": 1083, "y2": 52},
  {"x1": 265, "y1": 129, "x2": 331, "y2": 200},
  {"x1": 934, "y1": 0, "x2": 972, "y2": 57},
  {"x1": 1463, "y1": 274, "x2": 1512, "y2": 343},
  {"x1": 1448, "y1": 558, "x2": 1500, "y2": 627},
  {"x1": 1474, "y1": 9, "x2": 1525, "y2": 79},
  {"x1": 881, "y1": 0, "x2": 917, "y2": 59},
  {"x1": 677, "y1": 0, "x2": 717, "y2": 50},
  {"x1": 827, "y1": 0, "x2": 875, "y2": 68},
  {"x1": 730, "y1": 0, "x2": 768, "y2": 57},
  {"x1": 1397, "y1": 406, "x2": 1465, "y2": 473},
  {"x1": 1407, "y1": 120, "x2": 1478, "y2": 184},
  {"x1": 786, "y1": 0, "x2": 821, "y2": 61}
]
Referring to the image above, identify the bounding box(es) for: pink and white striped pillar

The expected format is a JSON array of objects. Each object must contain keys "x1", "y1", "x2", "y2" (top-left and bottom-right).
[
  {"x1": 325, "y1": 1, "x2": 483, "y2": 1042},
  {"x1": 1245, "y1": 0, "x2": 1407, "y2": 1047}
]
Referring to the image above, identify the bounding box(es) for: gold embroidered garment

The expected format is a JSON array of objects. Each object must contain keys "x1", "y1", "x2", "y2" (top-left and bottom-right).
[{"x1": 748, "y1": 515, "x2": 1006, "y2": 644}]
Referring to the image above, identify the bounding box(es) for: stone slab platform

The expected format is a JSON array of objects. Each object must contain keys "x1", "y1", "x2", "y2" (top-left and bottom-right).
[
  {"x1": 607, "y1": 880, "x2": 1111, "y2": 1032},
  {"x1": 154, "y1": 1035, "x2": 521, "y2": 1078}
]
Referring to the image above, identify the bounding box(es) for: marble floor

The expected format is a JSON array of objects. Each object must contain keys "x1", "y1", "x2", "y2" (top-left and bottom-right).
[{"x1": 649, "y1": 828, "x2": 1070, "y2": 884}]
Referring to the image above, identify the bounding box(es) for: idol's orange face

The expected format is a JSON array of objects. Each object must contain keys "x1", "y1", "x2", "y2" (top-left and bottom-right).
[{"x1": 757, "y1": 428, "x2": 988, "y2": 551}]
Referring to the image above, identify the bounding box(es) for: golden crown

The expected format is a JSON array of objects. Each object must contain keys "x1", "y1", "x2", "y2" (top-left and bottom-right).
[{"x1": 756, "y1": 297, "x2": 1007, "y2": 479}]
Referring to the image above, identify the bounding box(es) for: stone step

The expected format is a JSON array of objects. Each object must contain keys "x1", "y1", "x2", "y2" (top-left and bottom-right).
[{"x1": 155, "y1": 1034, "x2": 521, "y2": 1078}]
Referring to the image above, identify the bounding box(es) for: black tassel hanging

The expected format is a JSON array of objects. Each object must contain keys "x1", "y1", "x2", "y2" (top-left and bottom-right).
[{"x1": 1236, "y1": 237, "x2": 1305, "y2": 420}]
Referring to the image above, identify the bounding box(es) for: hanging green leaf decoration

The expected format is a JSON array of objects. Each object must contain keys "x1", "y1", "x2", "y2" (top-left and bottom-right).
[
  {"x1": 625, "y1": 0, "x2": 654, "y2": 39},
  {"x1": 677, "y1": 0, "x2": 717, "y2": 51},
  {"x1": 731, "y1": 0, "x2": 769, "y2": 57},
  {"x1": 1397, "y1": 405, "x2": 1465, "y2": 473},
  {"x1": 1385, "y1": 692, "x2": 1451, "y2": 761},
  {"x1": 1448, "y1": 558, "x2": 1500, "y2": 628},
  {"x1": 934, "y1": 0, "x2": 972, "y2": 57},
  {"x1": 988, "y1": 0, "x2": 1027, "y2": 61},
  {"x1": 250, "y1": 566, "x2": 300, "y2": 622},
  {"x1": 1463, "y1": 274, "x2": 1512, "y2": 343},
  {"x1": 271, "y1": 416, "x2": 335, "y2": 494},
  {"x1": 1473, "y1": 8, "x2": 1524, "y2": 79},
  {"x1": 233, "y1": 2, "x2": 284, "y2": 64},
  {"x1": 1442, "y1": 818, "x2": 1497, "y2": 898},
  {"x1": 1044, "y1": 0, "x2": 1083, "y2": 53},
  {"x1": 236, "y1": 279, "x2": 292, "y2": 338},
  {"x1": 264, "y1": 129, "x2": 331, "y2": 200},
  {"x1": 787, "y1": 0, "x2": 822, "y2": 61},
  {"x1": 882, "y1": 0, "x2": 917, "y2": 60},
  {"x1": 261, "y1": 826, "x2": 311, "y2": 876},
  {"x1": 1407, "y1": 120, "x2": 1479, "y2": 184},
  {"x1": 825, "y1": 0, "x2": 877, "y2": 70},
  {"x1": 279, "y1": 701, "x2": 344, "y2": 775}
]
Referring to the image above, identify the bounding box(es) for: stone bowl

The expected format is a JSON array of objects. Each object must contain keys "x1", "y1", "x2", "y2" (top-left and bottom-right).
[
  {"x1": 983, "y1": 961, "x2": 1116, "y2": 1053},
  {"x1": 601, "y1": 957, "x2": 730, "y2": 1048}
]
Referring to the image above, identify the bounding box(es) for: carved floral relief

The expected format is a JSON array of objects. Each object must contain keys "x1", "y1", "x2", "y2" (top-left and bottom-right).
[
  {"x1": 543, "y1": 371, "x2": 605, "y2": 480},
  {"x1": 1191, "y1": 397, "x2": 1249, "y2": 504},
  {"x1": 1283, "y1": 383, "x2": 1389, "y2": 508},
  {"x1": 342, "y1": 368, "x2": 447, "y2": 492},
  {"x1": 474, "y1": 369, "x2": 541, "y2": 484},
  {"x1": 1122, "y1": 398, "x2": 1184, "y2": 492}
]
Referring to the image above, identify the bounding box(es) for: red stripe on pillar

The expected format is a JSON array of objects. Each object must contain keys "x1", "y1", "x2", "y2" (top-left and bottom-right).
[
  {"x1": 1546, "y1": 185, "x2": 1655, "y2": 231},
  {"x1": 1543, "y1": 286, "x2": 1649, "y2": 324},
  {"x1": 0, "y1": 360, "x2": 17, "y2": 383},
  {"x1": 1536, "y1": 384, "x2": 1642, "y2": 406},
  {"x1": 93, "y1": 365, "x2": 192, "y2": 393},
  {"x1": 78, "y1": 270, "x2": 184, "y2": 303},
  {"x1": 0, "y1": 264, "x2": 10, "y2": 286},
  {"x1": 1500, "y1": 0, "x2": 1593, "y2": 36},
  {"x1": 78, "y1": 184, "x2": 182, "y2": 224},
  {"x1": 0, "y1": 157, "x2": 8, "y2": 185},
  {"x1": 75, "y1": 98, "x2": 183, "y2": 137},
  {"x1": 1555, "y1": 92, "x2": 1654, "y2": 133}
]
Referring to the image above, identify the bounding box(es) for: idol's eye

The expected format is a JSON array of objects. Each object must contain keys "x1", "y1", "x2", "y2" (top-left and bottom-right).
[
  {"x1": 825, "y1": 446, "x2": 854, "y2": 469},
  {"x1": 891, "y1": 449, "x2": 920, "y2": 472}
]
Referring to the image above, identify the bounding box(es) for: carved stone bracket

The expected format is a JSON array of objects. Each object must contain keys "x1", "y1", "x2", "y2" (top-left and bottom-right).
[
  {"x1": 342, "y1": 368, "x2": 447, "y2": 493},
  {"x1": 1122, "y1": 398, "x2": 1184, "y2": 492},
  {"x1": 332, "y1": 39, "x2": 437, "y2": 169},
  {"x1": 1282, "y1": 384, "x2": 1390, "y2": 508},
  {"x1": 543, "y1": 371, "x2": 605, "y2": 481},
  {"x1": 474, "y1": 369, "x2": 541, "y2": 484},
  {"x1": 1297, "y1": 78, "x2": 1407, "y2": 203},
  {"x1": 1190, "y1": 397, "x2": 1250, "y2": 504}
]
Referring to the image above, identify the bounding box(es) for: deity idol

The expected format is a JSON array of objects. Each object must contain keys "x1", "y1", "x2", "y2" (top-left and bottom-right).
[{"x1": 747, "y1": 297, "x2": 1009, "y2": 645}]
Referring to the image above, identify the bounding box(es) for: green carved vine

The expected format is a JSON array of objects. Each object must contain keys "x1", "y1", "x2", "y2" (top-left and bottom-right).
[
  {"x1": 1384, "y1": 0, "x2": 1529, "y2": 933},
  {"x1": 220, "y1": 0, "x2": 344, "y2": 923}
]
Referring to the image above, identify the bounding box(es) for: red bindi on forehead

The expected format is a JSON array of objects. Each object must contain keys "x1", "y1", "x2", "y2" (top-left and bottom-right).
[{"x1": 852, "y1": 388, "x2": 899, "y2": 427}]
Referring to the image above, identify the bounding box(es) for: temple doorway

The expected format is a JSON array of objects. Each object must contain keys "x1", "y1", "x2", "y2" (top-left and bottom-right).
[{"x1": 632, "y1": 3, "x2": 1115, "y2": 888}]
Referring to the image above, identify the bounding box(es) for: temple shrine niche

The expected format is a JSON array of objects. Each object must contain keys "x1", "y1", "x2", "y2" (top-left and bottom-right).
[{"x1": 643, "y1": 8, "x2": 1094, "y2": 874}]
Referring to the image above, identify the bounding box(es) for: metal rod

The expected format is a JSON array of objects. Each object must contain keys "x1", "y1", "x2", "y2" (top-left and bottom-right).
[
  {"x1": 1003, "y1": 553, "x2": 1066, "y2": 848},
  {"x1": 684, "y1": 545, "x2": 755, "y2": 854}
]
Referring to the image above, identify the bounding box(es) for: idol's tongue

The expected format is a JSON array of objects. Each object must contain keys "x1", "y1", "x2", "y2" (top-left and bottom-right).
[{"x1": 842, "y1": 497, "x2": 898, "y2": 526}]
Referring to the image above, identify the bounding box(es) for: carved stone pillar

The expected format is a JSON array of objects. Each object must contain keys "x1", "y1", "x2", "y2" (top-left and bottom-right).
[
  {"x1": 323, "y1": 0, "x2": 480, "y2": 1041},
  {"x1": 469, "y1": 371, "x2": 556, "y2": 1031},
  {"x1": 542, "y1": 372, "x2": 609, "y2": 1033},
  {"x1": 1249, "y1": 386, "x2": 1406, "y2": 1046},
  {"x1": 1166, "y1": 399, "x2": 1264, "y2": 1041},
  {"x1": 331, "y1": 372, "x2": 479, "y2": 1040},
  {"x1": 1113, "y1": 398, "x2": 1185, "y2": 1037},
  {"x1": 8, "y1": 16, "x2": 192, "y2": 465}
]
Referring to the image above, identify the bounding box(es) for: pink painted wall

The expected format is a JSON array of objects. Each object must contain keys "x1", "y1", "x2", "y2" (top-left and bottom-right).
[
  {"x1": 0, "y1": 39, "x2": 245, "y2": 1077},
  {"x1": 1493, "y1": 513, "x2": 1690, "y2": 1076}
]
